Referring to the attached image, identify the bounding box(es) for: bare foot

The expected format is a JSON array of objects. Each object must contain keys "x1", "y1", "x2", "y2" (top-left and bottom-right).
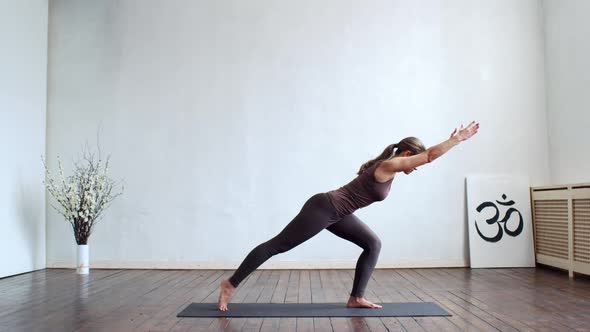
[
  {"x1": 346, "y1": 296, "x2": 383, "y2": 309},
  {"x1": 217, "y1": 279, "x2": 236, "y2": 311}
]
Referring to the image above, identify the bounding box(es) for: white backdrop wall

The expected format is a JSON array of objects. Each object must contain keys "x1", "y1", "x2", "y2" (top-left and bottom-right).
[
  {"x1": 542, "y1": 0, "x2": 590, "y2": 185},
  {"x1": 0, "y1": 0, "x2": 48, "y2": 278},
  {"x1": 47, "y1": 0, "x2": 550, "y2": 269}
]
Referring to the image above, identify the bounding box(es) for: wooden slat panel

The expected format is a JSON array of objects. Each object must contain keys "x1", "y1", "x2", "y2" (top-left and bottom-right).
[
  {"x1": 534, "y1": 201, "x2": 569, "y2": 206},
  {"x1": 536, "y1": 238, "x2": 568, "y2": 247},
  {"x1": 536, "y1": 240, "x2": 568, "y2": 248},
  {"x1": 574, "y1": 257, "x2": 590, "y2": 264},
  {"x1": 530, "y1": 179, "x2": 590, "y2": 277},
  {"x1": 574, "y1": 224, "x2": 590, "y2": 231},
  {"x1": 535, "y1": 220, "x2": 568, "y2": 225},
  {"x1": 534, "y1": 205, "x2": 569, "y2": 210},
  {"x1": 535, "y1": 223, "x2": 568, "y2": 230},
  {"x1": 535, "y1": 232, "x2": 568, "y2": 240},
  {"x1": 536, "y1": 248, "x2": 568, "y2": 258},
  {"x1": 535, "y1": 217, "x2": 568, "y2": 222},
  {"x1": 573, "y1": 199, "x2": 590, "y2": 266},
  {"x1": 536, "y1": 249, "x2": 568, "y2": 258},
  {"x1": 574, "y1": 232, "x2": 590, "y2": 240},
  {"x1": 534, "y1": 206, "x2": 569, "y2": 211},
  {"x1": 533, "y1": 199, "x2": 569, "y2": 260}
]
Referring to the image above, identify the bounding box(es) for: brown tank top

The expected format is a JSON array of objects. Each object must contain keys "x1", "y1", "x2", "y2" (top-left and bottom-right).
[{"x1": 325, "y1": 160, "x2": 393, "y2": 218}]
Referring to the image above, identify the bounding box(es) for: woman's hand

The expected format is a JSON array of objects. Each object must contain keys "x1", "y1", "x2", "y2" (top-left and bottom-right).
[{"x1": 450, "y1": 121, "x2": 479, "y2": 142}]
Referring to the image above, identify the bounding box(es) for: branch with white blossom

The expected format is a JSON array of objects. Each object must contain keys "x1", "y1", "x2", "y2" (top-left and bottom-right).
[{"x1": 42, "y1": 140, "x2": 124, "y2": 245}]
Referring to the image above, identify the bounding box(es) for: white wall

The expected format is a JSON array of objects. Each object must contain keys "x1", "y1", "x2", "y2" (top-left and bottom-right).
[
  {"x1": 0, "y1": 1, "x2": 48, "y2": 278},
  {"x1": 47, "y1": 0, "x2": 550, "y2": 269},
  {"x1": 542, "y1": 0, "x2": 590, "y2": 185}
]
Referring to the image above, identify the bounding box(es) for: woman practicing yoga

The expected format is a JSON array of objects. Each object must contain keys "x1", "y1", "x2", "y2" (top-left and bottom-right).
[{"x1": 217, "y1": 121, "x2": 480, "y2": 311}]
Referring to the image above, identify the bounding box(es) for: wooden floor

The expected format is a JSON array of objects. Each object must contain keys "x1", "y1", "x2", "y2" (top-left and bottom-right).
[{"x1": 1, "y1": 267, "x2": 590, "y2": 332}]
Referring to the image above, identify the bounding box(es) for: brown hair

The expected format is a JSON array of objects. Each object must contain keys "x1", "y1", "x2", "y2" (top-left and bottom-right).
[{"x1": 357, "y1": 137, "x2": 426, "y2": 175}]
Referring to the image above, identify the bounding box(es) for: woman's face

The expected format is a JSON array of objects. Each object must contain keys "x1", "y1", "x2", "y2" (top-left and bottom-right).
[
  {"x1": 404, "y1": 168, "x2": 416, "y2": 175},
  {"x1": 399, "y1": 150, "x2": 417, "y2": 175}
]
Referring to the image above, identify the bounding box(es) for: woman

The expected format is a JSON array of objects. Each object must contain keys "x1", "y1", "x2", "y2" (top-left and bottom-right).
[{"x1": 217, "y1": 121, "x2": 479, "y2": 311}]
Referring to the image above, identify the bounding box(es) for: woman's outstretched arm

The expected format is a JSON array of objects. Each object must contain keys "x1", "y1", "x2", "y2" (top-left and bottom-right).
[{"x1": 381, "y1": 121, "x2": 479, "y2": 173}]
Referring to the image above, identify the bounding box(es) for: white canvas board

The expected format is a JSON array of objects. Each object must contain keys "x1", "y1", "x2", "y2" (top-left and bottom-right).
[{"x1": 466, "y1": 175, "x2": 535, "y2": 268}]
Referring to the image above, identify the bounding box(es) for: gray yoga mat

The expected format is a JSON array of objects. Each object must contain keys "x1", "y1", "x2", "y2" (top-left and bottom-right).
[{"x1": 177, "y1": 302, "x2": 451, "y2": 317}]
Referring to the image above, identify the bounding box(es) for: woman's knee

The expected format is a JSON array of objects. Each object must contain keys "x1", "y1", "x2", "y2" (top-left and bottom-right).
[{"x1": 366, "y1": 236, "x2": 382, "y2": 253}]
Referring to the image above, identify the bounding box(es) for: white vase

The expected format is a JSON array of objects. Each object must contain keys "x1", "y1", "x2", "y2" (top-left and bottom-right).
[{"x1": 77, "y1": 244, "x2": 89, "y2": 274}]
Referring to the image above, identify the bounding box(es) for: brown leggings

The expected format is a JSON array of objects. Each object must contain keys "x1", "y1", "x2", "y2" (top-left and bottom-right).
[{"x1": 228, "y1": 192, "x2": 382, "y2": 298}]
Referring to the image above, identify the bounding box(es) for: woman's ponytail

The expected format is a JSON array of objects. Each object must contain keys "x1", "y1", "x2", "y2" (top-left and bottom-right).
[{"x1": 356, "y1": 142, "x2": 398, "y2": 175}]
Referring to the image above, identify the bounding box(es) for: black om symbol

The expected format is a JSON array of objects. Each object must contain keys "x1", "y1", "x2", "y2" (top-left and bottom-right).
[{"x1": 474, "y1": 194, "x2": 523, "y2": 243}]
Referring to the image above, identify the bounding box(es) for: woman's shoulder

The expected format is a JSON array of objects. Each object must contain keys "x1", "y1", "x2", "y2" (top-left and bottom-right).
[{"x1": 372, "y1": 159, "x2": 395, "y2": 183}]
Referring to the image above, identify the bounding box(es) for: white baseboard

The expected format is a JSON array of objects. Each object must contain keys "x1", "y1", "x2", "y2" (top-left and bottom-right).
[{"x1": 46, "y1": 259, "x2": 467, "y2": 269}]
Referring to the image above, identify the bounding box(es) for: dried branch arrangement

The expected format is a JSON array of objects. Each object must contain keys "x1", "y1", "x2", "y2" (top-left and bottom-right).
[{"x1": 42, "y1": 143, "x2": 124, "y2": 245}]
